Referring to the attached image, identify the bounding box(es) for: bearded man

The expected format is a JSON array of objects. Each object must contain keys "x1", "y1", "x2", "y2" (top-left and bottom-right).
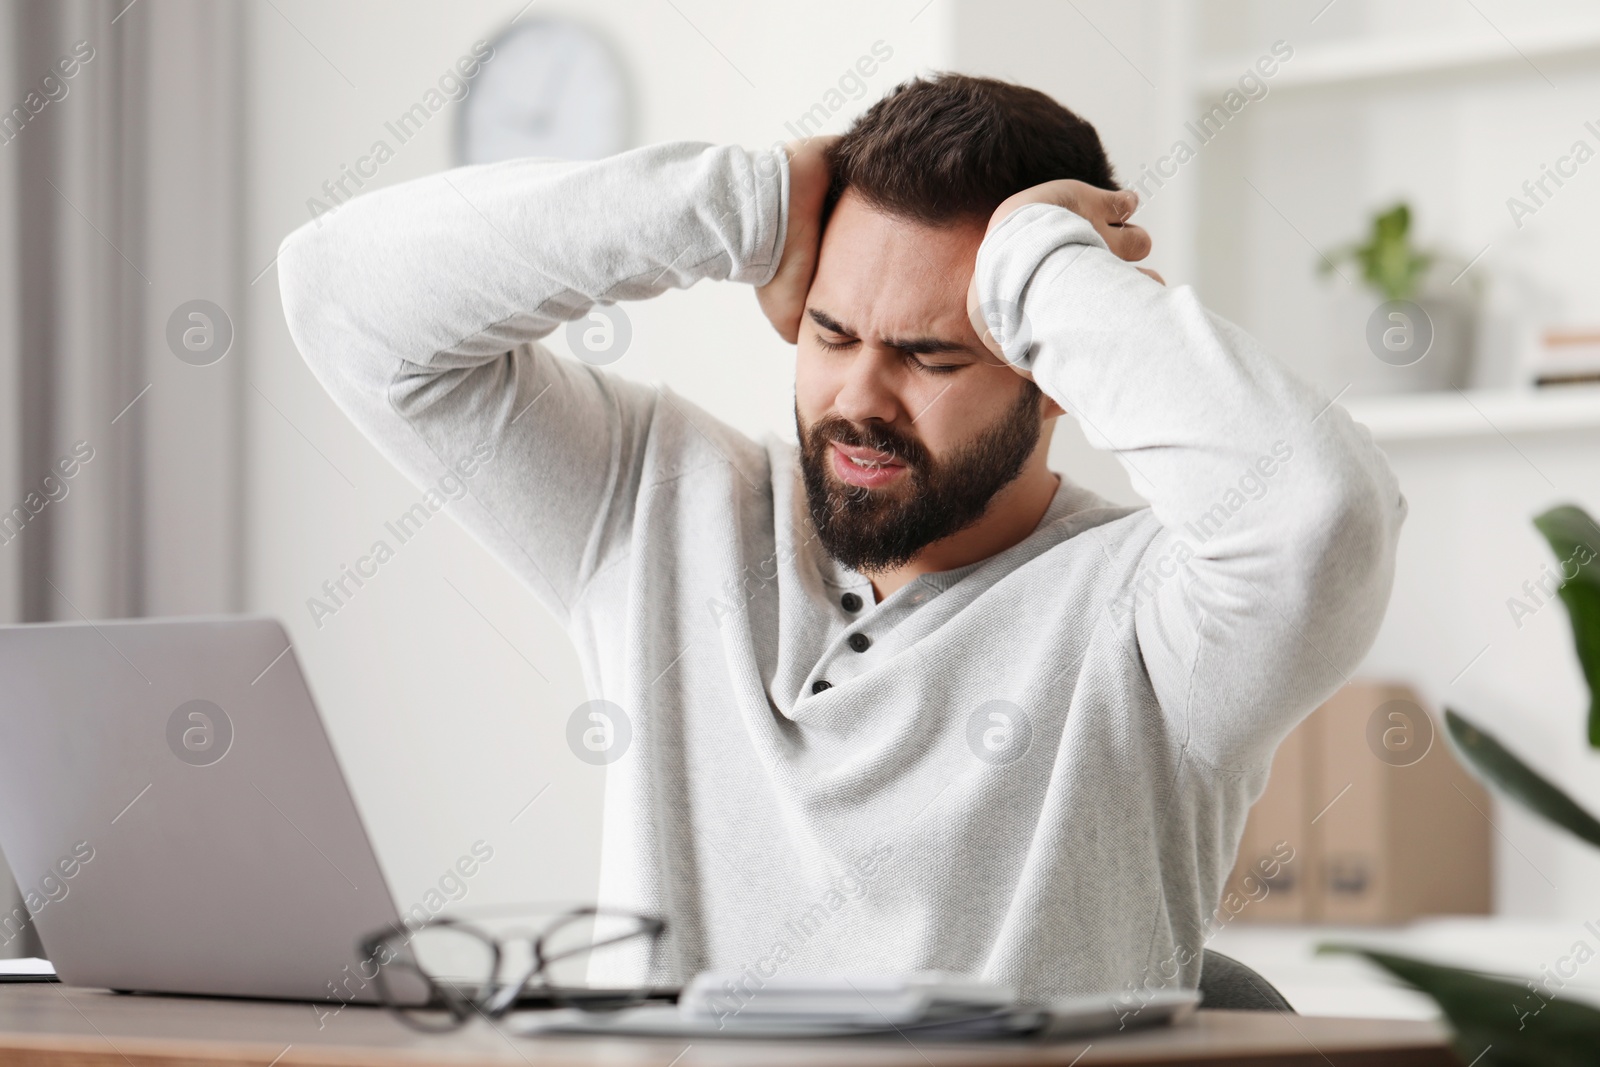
[{"x1": 278, "y1": 73, "x2": 1404, "y2": 1002}]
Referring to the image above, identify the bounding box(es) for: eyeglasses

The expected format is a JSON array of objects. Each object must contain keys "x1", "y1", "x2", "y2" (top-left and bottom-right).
[{"x1": 358, "y1": 905, "x2": 670, "y2": 1032}]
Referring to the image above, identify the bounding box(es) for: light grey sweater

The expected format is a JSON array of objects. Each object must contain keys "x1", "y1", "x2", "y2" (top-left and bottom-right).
[{"x1": 277, "y1": 141, "x2": 1406, "y2": 1004}]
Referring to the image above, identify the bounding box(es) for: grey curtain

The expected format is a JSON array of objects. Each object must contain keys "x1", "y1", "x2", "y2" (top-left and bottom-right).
[{"x1": 0, "y1": 0, "x2": 244, "y2": 959}]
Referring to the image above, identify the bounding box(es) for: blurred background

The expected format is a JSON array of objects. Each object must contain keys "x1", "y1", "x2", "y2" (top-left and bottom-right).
[{"x1": 2, "y1": 0, "x2": 1599, "y2": 1017}]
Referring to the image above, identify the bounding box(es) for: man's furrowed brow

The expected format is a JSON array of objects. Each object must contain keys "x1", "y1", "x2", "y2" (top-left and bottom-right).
[
  {"x1": 807, "y1": 307, "x2": 980, "y2": 358},
  {"x1": 880, "y1": 334, "x2": 980, "y2": 357},
  {"x1": 807, "y1": 308, "x2": 854, "y2": 336}
]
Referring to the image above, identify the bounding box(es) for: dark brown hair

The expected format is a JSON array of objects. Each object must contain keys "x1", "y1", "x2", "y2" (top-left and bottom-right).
[{"x1": 824, "y1": 72, "x2": 1118, "y2": 227}]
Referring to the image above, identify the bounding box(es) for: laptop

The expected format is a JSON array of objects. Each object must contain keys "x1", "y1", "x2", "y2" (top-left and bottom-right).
[{"x1": 0, "y1": 615, "x2": 402, "y2": 1002}]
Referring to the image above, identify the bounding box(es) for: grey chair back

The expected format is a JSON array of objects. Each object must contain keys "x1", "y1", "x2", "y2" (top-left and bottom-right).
[{"x1": 1197, "y1": 949, "x2": 1295, "y2": 1012}]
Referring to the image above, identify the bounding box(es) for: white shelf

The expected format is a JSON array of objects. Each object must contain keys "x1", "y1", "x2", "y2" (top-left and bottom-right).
[
  {"x1": 1342, "y1": 384, "x2": 1600, "y2": 443},
  {"x1": 1197, "y1": 24, "x2": 1600, "y2": 96}
]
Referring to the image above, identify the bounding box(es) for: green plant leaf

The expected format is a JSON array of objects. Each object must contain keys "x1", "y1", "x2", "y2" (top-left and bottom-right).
[
  {"x1": 1318, "y1": 945, "x2": 1600, "y2": 1066},
  {"x1": 1319, "y1": 202, "x2": 1438, "y2": 301},
  {"x1": 1444, "y1": 709, "x2": 1600, "y2": 850},
  {"x1": 1367, "y1": 203, "x2": 1424, "y2": 301},
  {"x1": 1532, "y1": 504, "x2": 1600, "y2": 747}
]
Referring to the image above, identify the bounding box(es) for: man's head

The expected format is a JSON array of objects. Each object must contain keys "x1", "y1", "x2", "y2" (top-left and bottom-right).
[{"x1": 794, "y1": 73, "x2": 1117, "y2": 574}]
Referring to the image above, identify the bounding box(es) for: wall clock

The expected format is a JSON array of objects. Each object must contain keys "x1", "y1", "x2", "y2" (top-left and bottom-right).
[{"x1": 457, "y1": 17, "x2": 632, "y2": 165}]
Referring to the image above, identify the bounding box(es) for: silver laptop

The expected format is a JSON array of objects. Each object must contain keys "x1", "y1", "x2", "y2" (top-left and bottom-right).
[{"x1": 0, "y1": 615, "x2": 402, "y2": 1002}]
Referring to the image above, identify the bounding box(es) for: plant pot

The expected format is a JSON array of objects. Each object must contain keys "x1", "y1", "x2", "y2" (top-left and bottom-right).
[{"x1": 1329, "y1": 289, "x2": 1477, "y2": 396}]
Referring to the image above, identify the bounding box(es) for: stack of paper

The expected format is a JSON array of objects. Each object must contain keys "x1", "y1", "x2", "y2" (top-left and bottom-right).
[
  {"x1": 513, "y1": 971, "x2": 1198, "y2": 1041},
  {"x1": 677, "y1": 971, "x2": 1031, "y2": 1036},
  {"x1": 0, "y1": 958, "x2": 56, "y2": 983}
]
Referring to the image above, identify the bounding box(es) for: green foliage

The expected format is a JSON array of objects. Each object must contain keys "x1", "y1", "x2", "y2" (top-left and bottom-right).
[
  {"x1": 1444, "y1": 709, "x2": 1600, "y2": 850},
  {"x1": 1317, "y1": 946, "x2": 1600, "y2": 1067},
  {"x1": 1532, "y1": 505, "x2": 1600, "y2": 747},
  {"x1": 1319, "y1": 202, "x2": 1435, "y2": 302}
]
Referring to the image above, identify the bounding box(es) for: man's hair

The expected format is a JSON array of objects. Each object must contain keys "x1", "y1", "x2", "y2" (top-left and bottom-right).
[{"x1": 824, "y1": 73, "x2": 1118, "y2": 227}]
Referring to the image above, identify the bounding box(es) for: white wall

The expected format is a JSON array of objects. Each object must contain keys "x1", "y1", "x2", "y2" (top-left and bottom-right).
[{"x1": 243, "y1": 0, "x2": 952, "y2": 912}]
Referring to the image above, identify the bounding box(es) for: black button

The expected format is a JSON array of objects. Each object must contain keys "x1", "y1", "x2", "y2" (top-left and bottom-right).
[
  {"x1": 847, "y1": 633, "x2": 871, "y2": 653},
  {"x1": 812, "y1": 680, "x2": 832, "y2": 694},
  {"x1": 841, "y1": 592, "x2": 863, "y2": 612}
]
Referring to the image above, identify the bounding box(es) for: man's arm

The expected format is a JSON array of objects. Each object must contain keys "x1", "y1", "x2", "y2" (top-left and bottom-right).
[
  {"x1": 276, "y1": 142, "x2": 788, "y2": 620},
  {"x1": 973, "y1": 195, "x2": 1407, "y2": 770}
]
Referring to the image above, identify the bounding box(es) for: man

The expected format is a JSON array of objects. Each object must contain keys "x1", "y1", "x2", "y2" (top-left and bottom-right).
[{"x1": 278, "y1": 73, "x2": 1405, "y2": 1003}]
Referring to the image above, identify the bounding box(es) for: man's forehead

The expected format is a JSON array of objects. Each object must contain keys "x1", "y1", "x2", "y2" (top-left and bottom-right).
[
  {"x1": 810, "y1": 192, "x2": 986, "y2": 341},
  {"x1": 817, "y1": 190, "x2": 986, "y2": 279}
]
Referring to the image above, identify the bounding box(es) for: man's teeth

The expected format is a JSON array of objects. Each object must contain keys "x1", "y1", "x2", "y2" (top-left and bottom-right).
[{"x1": 849, "y1": 454, "x2": 891, "y2": 469}]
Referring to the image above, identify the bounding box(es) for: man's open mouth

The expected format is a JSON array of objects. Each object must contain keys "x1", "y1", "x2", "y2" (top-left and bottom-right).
[{"x1": 830, "y1": 441, "x2": 908, "y2": 488}]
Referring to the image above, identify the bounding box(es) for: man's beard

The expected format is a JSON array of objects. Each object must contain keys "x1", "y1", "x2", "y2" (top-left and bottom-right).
[{"x1": 796, "y1": 382, "x2": 1044, "y2": 574}]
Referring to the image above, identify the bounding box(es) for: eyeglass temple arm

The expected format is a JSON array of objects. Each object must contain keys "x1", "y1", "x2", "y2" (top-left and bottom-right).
[
  {"x1": 537, "y1": 916, "x2": 665, "y2": 968},
  {"x1": 482, "y1": 975, "x2": 534, "y2": 1016}
]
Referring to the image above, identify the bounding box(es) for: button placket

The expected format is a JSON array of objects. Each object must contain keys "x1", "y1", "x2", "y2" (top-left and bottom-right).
[{"x1": 810, "y1": 583, "x2": 902, "y2": 697}]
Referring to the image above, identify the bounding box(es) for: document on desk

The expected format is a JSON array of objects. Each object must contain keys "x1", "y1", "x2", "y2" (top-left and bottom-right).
[
  {"x1": 0, "y1": 958, "x2": 57, "y2": 983},
  {"x1": 513, "y1": 973, "x2": 1198, "y2": 1041}
]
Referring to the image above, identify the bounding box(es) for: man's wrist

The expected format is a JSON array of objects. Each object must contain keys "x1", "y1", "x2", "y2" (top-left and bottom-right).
[
  {"x1": 986, "y1": 189, "x2": 1073, "y2": 238},
  {"x1": 756, "y1": 143, "x2": 792, "y2": 288}
]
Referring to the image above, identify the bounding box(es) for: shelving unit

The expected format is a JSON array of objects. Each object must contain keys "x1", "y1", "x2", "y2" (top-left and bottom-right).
[
  {"x1": 1342, "y1": 384, "x2": 1600, "y2": 443},
  {"x1": 1197, "y1": 22, "x2": 1600, "y2": 96},
  {"x1": 1181, "y1": 4, "x2": 1600, "y2": 444}
]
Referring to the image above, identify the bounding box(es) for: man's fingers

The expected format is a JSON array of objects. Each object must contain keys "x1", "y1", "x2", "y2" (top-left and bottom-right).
[
  {"x1": 1112, "y1": 189, "x2": 1139, "y2": 223},
  {"x1": 1103, "y1": 221, "x2": 1151, "y2": 263},
  {"x1": 1124, "y1": 223, "x2": 1153, "y2": 262},
  {"x1": 1082, "y1": 188, "x2": 1148, "y2": 262}
]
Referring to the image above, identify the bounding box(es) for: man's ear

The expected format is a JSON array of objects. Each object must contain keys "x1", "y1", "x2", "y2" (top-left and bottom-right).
[{"x1": 1040, "y1": 392, "x2": 1066, "y2": 420}]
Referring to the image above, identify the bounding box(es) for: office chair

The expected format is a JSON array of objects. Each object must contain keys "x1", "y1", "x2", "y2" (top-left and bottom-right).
[{"x1": 1197, "y1": 949, "x2": 1295, "y2": 1012}]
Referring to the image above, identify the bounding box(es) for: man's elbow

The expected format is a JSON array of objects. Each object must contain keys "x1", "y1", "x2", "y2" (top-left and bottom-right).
[
  {"x1": 275, "y1": 223, "x2": 337, "y2": 371},
  {"x1": 1303, "y1": 465, "x2": 1407, "y2": 651},
  {"x1": 1323, "y1": 457, "x2": 1406, "y2": 562}
]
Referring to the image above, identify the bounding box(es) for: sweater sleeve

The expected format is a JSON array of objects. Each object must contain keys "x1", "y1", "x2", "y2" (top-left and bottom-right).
[
  {"x1": 974, "y1": 203, "x2": 1408, "y2": 770},
  {"x1": 276, "y1": 142, "x2": 789, "y2": 621}
]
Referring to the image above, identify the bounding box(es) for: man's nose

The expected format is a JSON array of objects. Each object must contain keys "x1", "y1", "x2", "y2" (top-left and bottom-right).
[{"x1": 831, "y1": 346, "x2": 904, "y2": 427}]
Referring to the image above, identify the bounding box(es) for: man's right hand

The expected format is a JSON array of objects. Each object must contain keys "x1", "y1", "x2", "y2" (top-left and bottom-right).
[{"x1": 756, "y1": 136, "x2": 838, "y2": 344}]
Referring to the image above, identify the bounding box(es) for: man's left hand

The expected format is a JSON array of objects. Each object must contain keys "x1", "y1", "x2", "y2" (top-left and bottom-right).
[{"x1": 967, "y1": 182, "x2": 1164, "y2": 366}]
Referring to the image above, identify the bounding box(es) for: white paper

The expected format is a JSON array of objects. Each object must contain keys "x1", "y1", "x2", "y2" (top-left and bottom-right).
[
  {"x1": 512, "y1": 1002, "x2": 1046, "y2": 1040},
  {"x1": 678, "y1": 970, "x2": 1014, "y2": 1025},
  {"x1": 0, "y1": 958, "x2": 54, "y2": 977},
  {"x1": 511, "y1": 989, "x2": 1200, "y2": 1042}
]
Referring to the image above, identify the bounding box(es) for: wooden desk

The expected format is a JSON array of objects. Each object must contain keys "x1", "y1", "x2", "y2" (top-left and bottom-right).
[{"x1": 0, "y1": 984, "x2": 1457, "y2": 1067}]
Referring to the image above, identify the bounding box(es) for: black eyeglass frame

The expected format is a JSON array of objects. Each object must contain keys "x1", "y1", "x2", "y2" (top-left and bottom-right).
[{"x1": 357, "y1": 904, "x2": 668, "y2": 1032}]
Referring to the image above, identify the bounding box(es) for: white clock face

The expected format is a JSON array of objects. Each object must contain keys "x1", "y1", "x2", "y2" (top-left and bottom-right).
[{"x1": 458, "y1": 18, "x2": 631, "y2": 165}]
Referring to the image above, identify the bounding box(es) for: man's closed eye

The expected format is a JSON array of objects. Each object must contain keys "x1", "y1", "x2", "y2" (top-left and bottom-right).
[{"x1": 815, "y1": 333, "x2": 965, "y2": 374}]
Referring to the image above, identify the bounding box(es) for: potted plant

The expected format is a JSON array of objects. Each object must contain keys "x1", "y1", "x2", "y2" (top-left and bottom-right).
[
  {"x1": 1322, "y1": 503, "x2": 1600, "y2": 1064},
  {"x1": 1318, "y1": 202, "x2": 1478, "y2": 395}
]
